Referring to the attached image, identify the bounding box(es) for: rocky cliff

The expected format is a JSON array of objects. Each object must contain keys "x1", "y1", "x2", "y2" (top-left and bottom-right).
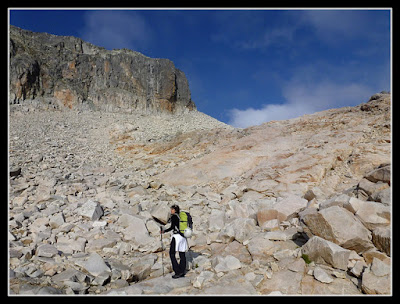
[{"x1": 9, "y1": 25, "x2": 196, "y2": 114}]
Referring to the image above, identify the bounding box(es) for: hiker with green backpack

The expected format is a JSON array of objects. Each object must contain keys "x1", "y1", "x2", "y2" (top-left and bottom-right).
[{"x1": 161, "y1": 204, "x2": 192, "y2": 279}]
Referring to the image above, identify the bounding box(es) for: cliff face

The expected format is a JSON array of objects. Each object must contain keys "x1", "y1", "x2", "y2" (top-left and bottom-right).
[{"x1": 9, "y1": 25, "x2": 196, "y2": 113}]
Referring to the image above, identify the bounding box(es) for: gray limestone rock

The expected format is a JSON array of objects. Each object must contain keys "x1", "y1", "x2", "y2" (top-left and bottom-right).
[
  {"x1": 74, "y1": 252, "x2": 111, "y2": 277},
  {"x1": 78, "y1": 200, "x2": 103, "y2": 221},
  {"x1": 36, "y1": 244, "x2": 59, "y2": 258},
  {"x1": 313, "y1": 266, "x2": 334, "y2": 284}
]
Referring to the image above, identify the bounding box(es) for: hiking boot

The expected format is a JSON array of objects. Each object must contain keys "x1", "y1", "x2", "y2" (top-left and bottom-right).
[{"x1": 172, "y1": 273, "x2": 185, "y2": 279}]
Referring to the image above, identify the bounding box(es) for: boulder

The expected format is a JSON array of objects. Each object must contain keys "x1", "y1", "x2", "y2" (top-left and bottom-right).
[
  {"x1": 246, "y1": 234, "x2": 279, "y2": 261},
  {"x1": 74, "y1": 252, "x2": 111, "y2": 277},
  {"x1": 313, "y1": 266, "x2": 333, "y2": 284},
  {"x1": 301, "y1": 236, "x2": 351, "y2": 270},
  {"x1": 288, "y1": 258, "x2": 306, "y2": 273},
  {"x1": 349, "y1": 259, "x2": 368, "y2": 278},
  {"x1": 36, "y1": 244, "x2": 59, "y2": 258},
  {"x1": 130, "y1": 263, "x2": 152, "y2": 282},
  {"x1": 361, "y1": 258, "x2": 391, "y2": 294},
  {"x1": 146, "y1": 219, "x2": 162, "y2": 236},
  {"x1": 86, "y1": 237, "x2": 117, "y2": 252},
  {"x1": 260, "y1": 218, "x2": 280, "y2": 231},
  {"x1": 370, "y1": 257, "x2": 390, "y2": 277},
  {"x1": 372, "y1": 227, "x2": 390, "y2": 256},
  {"x1": 78, "y1": 200, "x2": 103, "y2": 221},
  {"x1": 49, "y1": 212, "x2": 65, "y2": 229},
  {"x1": 192, "y1": 271, "x2": 215, "y2": 289},
  {"x1": 203, "y1": 279, "x2": 257, "y2": 295},
  {"x1": 52, "y1": 268, "x2": 88, "y2": 286},
  {"x1": 265, "y1": 227, "x2": 298, "y2": 241},
  {"x1": 345, "y1": 197, "x2": 366, "y2": 214},
  {"x1": 210, "y1": 241, "x2": 252, "y2": 265},
  {"x1": 361, "y1": 270, "x2": 391, "y2": 294},
  {"x1": 258, "y1": 269, "x2": 303, "y2": 294},
  {"x1": 357, "y1": 178, "x2": 389, "y2": 197},
  {"x1": 365, "y1": 165, "x2": 390, "y2": 184},
  {"x1": 30, "y1": 217, "x2": 50, "y2": 233},
  {"x1": 301, "y1": 206, "x2": 374, "y2": 253},
  {"x1": 355, "y1": 200, "x2": 390, "y2": 231},
  {"x1": 319, "y1": 194, "x2": 351, "y2": 210},
  {"x1": 56, "y1": 236, "x2": 86, "y2": 254},
  {"x1": 214, "y1": 255, "x2": 242, "y2": 272},
  {"x1": 256, "y1": 209, "x2": 279, "y2": 227},
  {"x1": 301, "y1": 275, "x2": 361, "y2": 295},
  {"x1": 362, "y1": 249, "x2": 390, "y2": 265},
  {"x1": 257, "y1": 194, "x2": 308, "y2": 226},
  {"x1": 226, "y1": 200, "x2": 257, "y2": 220},
  {"x1": 370, "y1": 187, "x2": 391, "y2": 206},
  {"x1": 150, "y1": 202, "x2": 171, "y2": 225},
  {"x1": 118, "y1": 214, "x2": 152, "y2": 248},
  {"x1": 208, "y1": 209, "x2": 226, "y2": 232},
  {"x1": 218, "y1": 218, "x2": 257, "y2": 244}
]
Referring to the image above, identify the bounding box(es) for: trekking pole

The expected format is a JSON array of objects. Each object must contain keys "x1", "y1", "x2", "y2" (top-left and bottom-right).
[{"x1": 160, "y1": 226, "x2": 165, "y2": 277}]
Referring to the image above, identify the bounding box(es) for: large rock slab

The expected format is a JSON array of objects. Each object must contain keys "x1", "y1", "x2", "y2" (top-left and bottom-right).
[{"x1": 301, "y1": 206, "x2": 374, "y2": 253}]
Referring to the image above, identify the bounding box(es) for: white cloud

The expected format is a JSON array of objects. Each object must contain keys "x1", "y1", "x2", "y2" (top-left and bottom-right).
[
  {"x1": 227, "y1": 81, "x2": 372, "y2": 128},
  {"x1": 228, "y1": 102, "x2": 310, "y2": 128},
  {"x1": 79, "y1": 10, "x2": 153, "y2": 51}
]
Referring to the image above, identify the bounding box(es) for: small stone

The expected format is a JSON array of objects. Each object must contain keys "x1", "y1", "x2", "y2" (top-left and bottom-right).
[
  {"x1": 49, "y1": 212, "x2": 65, "y2": 229},
  {"x1": 78, "y1": 200, "x2": 103, "y2": 221},
  {"x1": 36, "y1": 244, "x2": 59, "y2": 258},
  {"x1": 370, "y1": 257, "x2": 390, "y2": 277},
  {"x1": 313, "y1": 266, "x2": 333, "y2": 284}
]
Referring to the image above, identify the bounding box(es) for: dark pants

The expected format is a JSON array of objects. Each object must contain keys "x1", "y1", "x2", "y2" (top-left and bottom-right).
[{"x1": 169, "y1": 237, "x2": 186, "y2": 275}]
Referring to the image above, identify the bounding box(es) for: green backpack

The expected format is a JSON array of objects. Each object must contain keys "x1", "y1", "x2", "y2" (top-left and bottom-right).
[{"x1": 178, "y1": 211, "x2": 193, "y2": 235}]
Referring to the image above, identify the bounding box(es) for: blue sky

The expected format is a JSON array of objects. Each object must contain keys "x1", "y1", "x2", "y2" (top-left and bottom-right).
[{"x1": 9, "y1": 9, "x2": 391, "y2": 127}]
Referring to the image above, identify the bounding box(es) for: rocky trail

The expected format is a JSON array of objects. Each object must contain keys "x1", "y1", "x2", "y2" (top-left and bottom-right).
[{"x1": 8, "y1": 93, "x2": 391, "y2": 295}]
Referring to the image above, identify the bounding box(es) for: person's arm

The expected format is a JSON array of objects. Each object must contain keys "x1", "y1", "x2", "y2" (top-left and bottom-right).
[{"x1": 163, "y1": 214, "x2": 179, "y2": 233}]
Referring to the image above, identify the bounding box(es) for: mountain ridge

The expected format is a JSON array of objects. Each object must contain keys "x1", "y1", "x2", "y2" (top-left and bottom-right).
[{"x1": 9, "y1": 25, "x2": 196, "y2": 114}]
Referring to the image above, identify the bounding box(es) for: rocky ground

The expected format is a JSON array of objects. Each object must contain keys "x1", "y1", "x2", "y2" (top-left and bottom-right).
[{"x1": 8, "y1": 93, "x2": 391, "y2": 295}]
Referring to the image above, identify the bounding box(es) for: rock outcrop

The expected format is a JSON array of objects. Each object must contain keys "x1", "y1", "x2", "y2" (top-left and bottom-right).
[{"x1": 9, "y1": 25, "x2": 195, "y2": 114}]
